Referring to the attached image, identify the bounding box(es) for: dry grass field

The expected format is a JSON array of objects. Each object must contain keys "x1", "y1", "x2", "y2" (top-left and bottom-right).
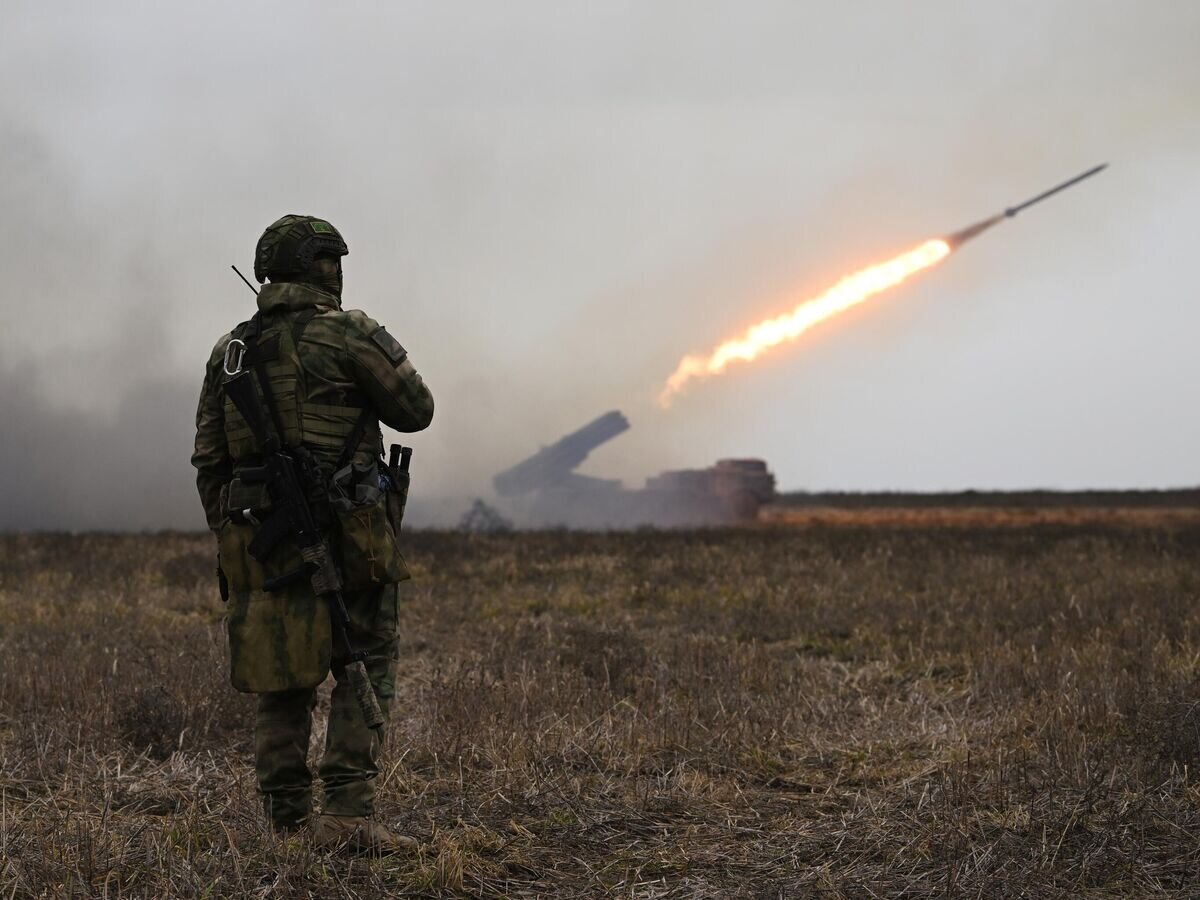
[{"x1": 2, "y1": 519, "x2": 1199, "y2": 897}]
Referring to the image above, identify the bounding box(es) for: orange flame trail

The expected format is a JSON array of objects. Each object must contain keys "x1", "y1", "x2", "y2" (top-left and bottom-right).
[{"x1": 659, "y1": 238, "x2": 952, "y2": 408}]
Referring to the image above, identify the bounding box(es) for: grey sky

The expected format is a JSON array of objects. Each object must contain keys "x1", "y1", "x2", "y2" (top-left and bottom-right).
[{"x1": 1, "y1": 2, "x2": 1197, "y2": 528}]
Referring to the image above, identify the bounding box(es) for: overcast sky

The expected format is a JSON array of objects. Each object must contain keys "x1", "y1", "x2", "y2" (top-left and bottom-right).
[{"x1": 1, "y1": 1, "x2": 1197, "y2": 529}]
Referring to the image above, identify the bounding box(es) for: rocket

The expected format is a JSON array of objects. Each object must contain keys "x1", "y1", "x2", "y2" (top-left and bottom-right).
[
  {"x1": 658, "y1": 162, "x2": 1110, "y2": 405},
  {"x1": 945, "y1": 163, "x2": 1107, "y2": 248}
]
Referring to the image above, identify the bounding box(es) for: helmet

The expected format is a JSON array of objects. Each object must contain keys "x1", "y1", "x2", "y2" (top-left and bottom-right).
[{"x1": 253, "y1": 215, "x2": 349, "y2": 283}]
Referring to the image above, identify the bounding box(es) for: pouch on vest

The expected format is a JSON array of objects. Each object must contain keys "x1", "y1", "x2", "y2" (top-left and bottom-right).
[
  {"x1": 223, "y1": 476, "x2": 273, "y2": 523},
  {"x1": 328, "y1": 462, "x2": 409, "y2": 589}
]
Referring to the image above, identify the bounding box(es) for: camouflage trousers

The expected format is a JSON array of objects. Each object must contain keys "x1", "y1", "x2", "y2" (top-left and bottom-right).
[{"x1": 255, "y1": 583, "x2": 399, "y2": 829}]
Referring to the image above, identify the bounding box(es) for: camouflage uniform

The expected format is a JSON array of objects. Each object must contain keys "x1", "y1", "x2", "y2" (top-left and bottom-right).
[{"x1": 192, "y1": 219, "x2": 433, "y2": 831}]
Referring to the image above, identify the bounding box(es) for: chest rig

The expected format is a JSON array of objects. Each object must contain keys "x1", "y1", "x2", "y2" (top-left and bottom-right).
[
  {"x1": 217, "y1": 304, "x2": 410, "y2": 588},
  {"x1": 221, "y1": 309, "x2": 374, "y2": 475}
]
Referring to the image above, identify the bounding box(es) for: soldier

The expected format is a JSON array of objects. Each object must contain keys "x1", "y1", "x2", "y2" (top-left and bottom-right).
[{"x1": 192, "y1": 215, "x2": 434, "y2": 852}]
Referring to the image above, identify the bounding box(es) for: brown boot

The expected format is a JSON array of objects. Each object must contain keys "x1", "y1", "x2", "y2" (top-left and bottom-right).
[{"x1": 311, "y1": 814, "x2": 418, "y2": 855}]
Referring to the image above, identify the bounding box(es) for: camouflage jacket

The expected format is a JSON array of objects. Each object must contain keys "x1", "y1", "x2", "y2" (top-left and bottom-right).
[{"x1": 192, "y1": 282, "x2": 434, "y2": 530}]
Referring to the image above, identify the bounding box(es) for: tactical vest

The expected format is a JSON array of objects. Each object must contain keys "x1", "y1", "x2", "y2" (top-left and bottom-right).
[
  {"x1": 221, "y1": 308, "x2": 376, "y2": 472},
  {"x1": 216, "y1": 307, "x2": 408, "y2": 607}
]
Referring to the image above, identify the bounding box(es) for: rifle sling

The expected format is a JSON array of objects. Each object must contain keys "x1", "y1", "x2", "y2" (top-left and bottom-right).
[
  {"x1": 242, "y1": 333, "x2": 279, "y2": 366},
  {"x1": 226, "y1": 307, "x2": 326, "y2": 569},
  {"x1": 223, "y1": 374, "x2": 271, "y2": 452}
]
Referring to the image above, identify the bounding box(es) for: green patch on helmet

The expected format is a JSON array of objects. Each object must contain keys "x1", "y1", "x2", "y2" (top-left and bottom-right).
[{"x1": 310, "y1": 221, "x2": 334, "y2": 234}]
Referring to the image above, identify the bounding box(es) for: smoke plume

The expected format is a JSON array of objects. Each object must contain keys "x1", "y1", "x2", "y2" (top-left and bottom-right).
[{"x1": 2, "y1": 3, "x2": 1199, "y2": 532}]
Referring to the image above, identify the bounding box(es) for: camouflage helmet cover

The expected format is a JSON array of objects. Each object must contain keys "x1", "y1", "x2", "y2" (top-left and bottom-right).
[{"x1": 254, "y1": 214, "x2": 349, "y2": 283}]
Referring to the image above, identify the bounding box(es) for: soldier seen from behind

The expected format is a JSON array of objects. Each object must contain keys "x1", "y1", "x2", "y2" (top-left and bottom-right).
[{"x1": 192, "y1": 215, "x2": 434, "y2": 852}]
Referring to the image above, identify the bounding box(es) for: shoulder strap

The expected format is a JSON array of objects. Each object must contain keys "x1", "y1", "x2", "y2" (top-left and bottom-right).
[
  {"x1": 225, "y1": 312, "x2": 287, "y2": 450},
  {"x1": 291, "y1": 307, "x2": 318, "y2": 346},
  {"x1": 336, "y1": 407, "x2": 375, "y2": 471}
]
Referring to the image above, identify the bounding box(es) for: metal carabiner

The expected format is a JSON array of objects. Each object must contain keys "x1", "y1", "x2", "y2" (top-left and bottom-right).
[{"x1": 223, "y1": 338, "x2": 247, "y2": 377}]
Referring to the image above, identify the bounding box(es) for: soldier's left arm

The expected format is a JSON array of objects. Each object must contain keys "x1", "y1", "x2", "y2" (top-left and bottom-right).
[
  {"x1": 191, "y1": 343, "x2": 233, "y2": 531},
  {"x1": 344, "y1": 311, "x2": 435, "y2": 433}
]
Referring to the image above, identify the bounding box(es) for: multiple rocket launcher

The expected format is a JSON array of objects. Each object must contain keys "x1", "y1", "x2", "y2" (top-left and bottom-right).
[
  {"x1": 493, "y1": 411, "x2": 778, "y2": 526},
  {"x1": 499, "y1": 164, "x2": 1110, "y2": 525}
]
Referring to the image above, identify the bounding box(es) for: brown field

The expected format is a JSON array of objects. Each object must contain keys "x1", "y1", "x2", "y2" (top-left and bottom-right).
[
  {"x1": 760, "y1": 505, "x2": 1200, "y2": 528},
  {"x1": 2, "y1": 519, "x2": 1199, "y2": 897}
]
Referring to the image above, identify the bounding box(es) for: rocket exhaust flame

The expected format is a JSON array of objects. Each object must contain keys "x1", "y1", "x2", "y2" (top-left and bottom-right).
[
  {"x1": 659, "y1": 239, "x2": 951, "y2": 407},
  {"x1": 658, "y1": 163, "x2": 1106, "y2": 408},
  {"x1": 944, "y1": 213, "x2": 1005, "y2": 248}
]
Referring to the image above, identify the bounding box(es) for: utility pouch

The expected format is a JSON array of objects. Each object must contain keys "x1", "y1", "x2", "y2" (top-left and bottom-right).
[
  {"x1": 384, "y1": 475, "x2": 409, "y2": 536},
  {"x1": 223, "y1": 476, "x2": 273, "y2": 523},
  {"x1": 216, "y1": 516, "x2": 304, "y2": 593},
  {"x1": 383, "y1": 444, "x2": 412, "y2": 535},
  {"x1": 216, "y1": 516, "x2": 332, "y2": 692},
  {"x1": 328, "y1": 462, "x2": 408, "y2": 589}
]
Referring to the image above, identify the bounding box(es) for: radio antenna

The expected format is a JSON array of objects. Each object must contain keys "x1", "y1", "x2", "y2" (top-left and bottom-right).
[{"x1": 231, "y1": 264, "x2": 258, "y2": 295}]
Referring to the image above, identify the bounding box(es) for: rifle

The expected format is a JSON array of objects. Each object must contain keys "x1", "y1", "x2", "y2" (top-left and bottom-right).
[{"x1": 222, "y1": 330, "x2": 385, "y2": 730}]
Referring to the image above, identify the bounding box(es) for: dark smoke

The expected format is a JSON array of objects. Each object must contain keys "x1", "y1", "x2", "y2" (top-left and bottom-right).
[
  {"x1": 0, "y1": 367, "x2": 202, "y2": 531},
  {"x1": 0, "y1": 118, "x2": 202, "y2": 531}
]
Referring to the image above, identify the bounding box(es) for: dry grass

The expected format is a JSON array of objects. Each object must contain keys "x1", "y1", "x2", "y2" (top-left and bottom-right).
[{"x1": 1, "y1": 522, "x2": 1199, "y2": 897}]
